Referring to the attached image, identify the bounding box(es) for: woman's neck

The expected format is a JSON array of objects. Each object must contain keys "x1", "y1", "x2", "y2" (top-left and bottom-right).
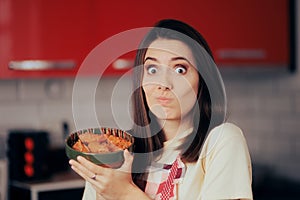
[{"x1": 159, "y1": 116, "x2": 193, "y2": 141}]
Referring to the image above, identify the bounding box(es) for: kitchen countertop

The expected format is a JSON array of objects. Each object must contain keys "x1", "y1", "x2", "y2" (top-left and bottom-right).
[{"x1": 10, "y1": 170, "x2": 85, "y2": 200}]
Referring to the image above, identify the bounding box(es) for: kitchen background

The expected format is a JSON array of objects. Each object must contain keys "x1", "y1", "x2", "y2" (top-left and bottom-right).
[{"x1": 0, "y1": 0, "x2": 299, "y2": 199}]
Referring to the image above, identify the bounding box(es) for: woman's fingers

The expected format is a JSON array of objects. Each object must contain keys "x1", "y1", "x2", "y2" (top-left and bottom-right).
[
  {"x1": 118, "y1": 149, "x2": 134, "y2": 173},
  {"x1": 69, "y1": 151, "x2": 135, "y2": 199},
  {"x1": 69, "y1": 159, "x2": 94, "y2": 181},
  {"x1": 70, "y1": 149, "x2": 134, "y2": 182},
  {"x1": 76, "y1": 156, "x2": 108, "y2": 175},
  {"x1": 69, "y1": 157, "x2": 106, "y2": 180}
]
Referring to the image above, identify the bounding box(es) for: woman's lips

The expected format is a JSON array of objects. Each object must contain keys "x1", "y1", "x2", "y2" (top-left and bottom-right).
[{"x1": 156, "y1": 97, "x2": 173, "y2": 105}]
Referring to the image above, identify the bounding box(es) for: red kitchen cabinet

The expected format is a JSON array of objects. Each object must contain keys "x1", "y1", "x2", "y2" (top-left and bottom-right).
[
  {"x1": 0, "y1": 0, "x2": 130, "y2": 79},
  {"x1": 0, "y1": 0, "x2": 291, "y2": 79},
  {"x1": 93, "y1": 0, "x2": 290, "y2": 67},
  {"x1": 0, "y1": 0, "x2": 94, "y2": 78}
]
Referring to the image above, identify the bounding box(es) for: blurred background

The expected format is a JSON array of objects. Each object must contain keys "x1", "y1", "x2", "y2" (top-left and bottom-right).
[{"x1": 0, "y1": 0, "x2": 299, "y2": 199}]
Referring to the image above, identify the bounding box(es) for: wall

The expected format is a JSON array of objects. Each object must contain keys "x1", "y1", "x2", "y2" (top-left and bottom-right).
[
  {"x1": 0, "y1": 77, "x2": 133, "y2": 149},
  {"x1": 222, "y1": 66, "x2": 300, "y2": 181},
  {"x1": 1, "y1": 66, "x2": 299, "y2": 182}
]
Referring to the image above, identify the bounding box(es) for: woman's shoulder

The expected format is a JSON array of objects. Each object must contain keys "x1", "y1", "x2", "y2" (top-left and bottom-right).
[
  {"x1": 202, "y1": 122, "x2": 246, "y2": 153},
  {"x1": 210, "y1": 122, "x2": 244, "y2": 139}
]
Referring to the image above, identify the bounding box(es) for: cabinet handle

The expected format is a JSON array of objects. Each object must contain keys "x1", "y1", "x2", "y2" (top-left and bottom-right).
[
  {"x1": 8, "y1": 60, "x2": 76, "y2": 70},
  {"x1": 112, "y1": 59, "x2": 134, "y2": 70}
]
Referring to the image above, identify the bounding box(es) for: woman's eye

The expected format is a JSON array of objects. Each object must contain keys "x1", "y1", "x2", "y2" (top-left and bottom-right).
[
  {"x1": 175, "y1": 65, "x2": 187, "y2": 74},
  {"x1": 146, "y1": 66, "x2": 158, "y2": 74}
]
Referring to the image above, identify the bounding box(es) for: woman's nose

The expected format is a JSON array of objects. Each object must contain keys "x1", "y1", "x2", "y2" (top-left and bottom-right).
[
  {"x1": 157, "y1": 71, "x2": 173, "y2": 90},
  {"x1": 158, "y1": 84, "x2": 170, "y2": 90}
]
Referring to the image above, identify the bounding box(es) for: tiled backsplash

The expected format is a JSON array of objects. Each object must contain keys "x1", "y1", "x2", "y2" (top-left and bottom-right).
[
  {"x1": 0, "y1": 66, "x2": 299, "y2": 182},
  {"x1": 0, "y1": 76, "x2": 133, "y2": 148},
  {"x1": 221, "y1": 67, "x2": 300, "y2": 181}
]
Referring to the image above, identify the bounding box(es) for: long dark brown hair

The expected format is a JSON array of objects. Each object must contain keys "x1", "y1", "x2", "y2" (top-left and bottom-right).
[{"x1": 130, "y1": 19, "x2": 226, "y2": 190}]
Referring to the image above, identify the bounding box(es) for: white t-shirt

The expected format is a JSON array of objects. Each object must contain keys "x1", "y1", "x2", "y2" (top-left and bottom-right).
[{"x1": 82, "y1": 122, "x2": 253, "y2": 200}]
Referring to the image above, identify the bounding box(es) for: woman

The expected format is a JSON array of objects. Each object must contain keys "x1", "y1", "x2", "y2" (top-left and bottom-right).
[{"x1": 69, "y1": 19, "x2": 253, "y2": 200}]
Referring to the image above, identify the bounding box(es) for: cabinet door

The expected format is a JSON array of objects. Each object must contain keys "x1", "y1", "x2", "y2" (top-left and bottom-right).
[
  {"x1": 94, "y1": 0, "x2": 289, "y2": 67},
  {"x1": 0, "y1": 0, "x2": 100, "y2": 78}
]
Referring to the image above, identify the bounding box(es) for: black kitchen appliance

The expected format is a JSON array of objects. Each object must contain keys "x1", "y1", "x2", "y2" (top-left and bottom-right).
[{"x1": 7, "y1": 130, "x2": 50, "y2": 181}]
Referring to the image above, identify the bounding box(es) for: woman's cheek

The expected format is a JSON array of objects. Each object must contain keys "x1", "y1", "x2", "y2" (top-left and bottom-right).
[
  {"x1": 175, "y1": 88, "x2": 198, "y2": 117},
  {"x1": 142, "y1": 86, "x2": 154, "y2": 106}
]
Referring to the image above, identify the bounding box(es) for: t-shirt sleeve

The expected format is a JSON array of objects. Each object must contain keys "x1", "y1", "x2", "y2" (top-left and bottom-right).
[
  {"x1": 82, "y1": 181, "x2": 96, "y2": 200},
  {"x1": 200, "y1": 124, "x2": 253, "y2": 200}
]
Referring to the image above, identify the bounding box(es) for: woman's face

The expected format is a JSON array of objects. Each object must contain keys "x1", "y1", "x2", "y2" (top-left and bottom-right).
[{"x1": 142, "y1": 38, "x2": 199, "y2": 122}]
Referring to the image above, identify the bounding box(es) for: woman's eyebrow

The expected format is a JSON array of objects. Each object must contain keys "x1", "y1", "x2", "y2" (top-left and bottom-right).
[
  {"x1": 144, "y1": 56, "x2": 191, "y2": 64},
  {"x1": 144, "y1": 57, "x2": 157, "y2": 63},
  {"x1": 171, "y1": 56, "x2": 192, "y2": 65}
]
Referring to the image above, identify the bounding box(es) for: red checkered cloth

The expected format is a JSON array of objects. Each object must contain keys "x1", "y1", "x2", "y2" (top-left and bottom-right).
[{"x1": 145, "y1": 157, "x2": 186, "y2": 200}]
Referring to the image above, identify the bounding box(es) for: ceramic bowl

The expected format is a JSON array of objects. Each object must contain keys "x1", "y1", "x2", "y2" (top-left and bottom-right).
[{"x1": 65, "y1": 127, "x2": 134, "y2": 168}]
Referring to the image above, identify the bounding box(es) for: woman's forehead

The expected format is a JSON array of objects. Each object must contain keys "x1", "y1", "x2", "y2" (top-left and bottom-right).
[{"x1": 145, "y1": 39, "x2": 196, "y2": 65}]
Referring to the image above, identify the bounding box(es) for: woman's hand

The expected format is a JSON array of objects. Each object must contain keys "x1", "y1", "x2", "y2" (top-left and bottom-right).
[{"x1": 69, "y1": 149, "x2": 146, "y2": 200}]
